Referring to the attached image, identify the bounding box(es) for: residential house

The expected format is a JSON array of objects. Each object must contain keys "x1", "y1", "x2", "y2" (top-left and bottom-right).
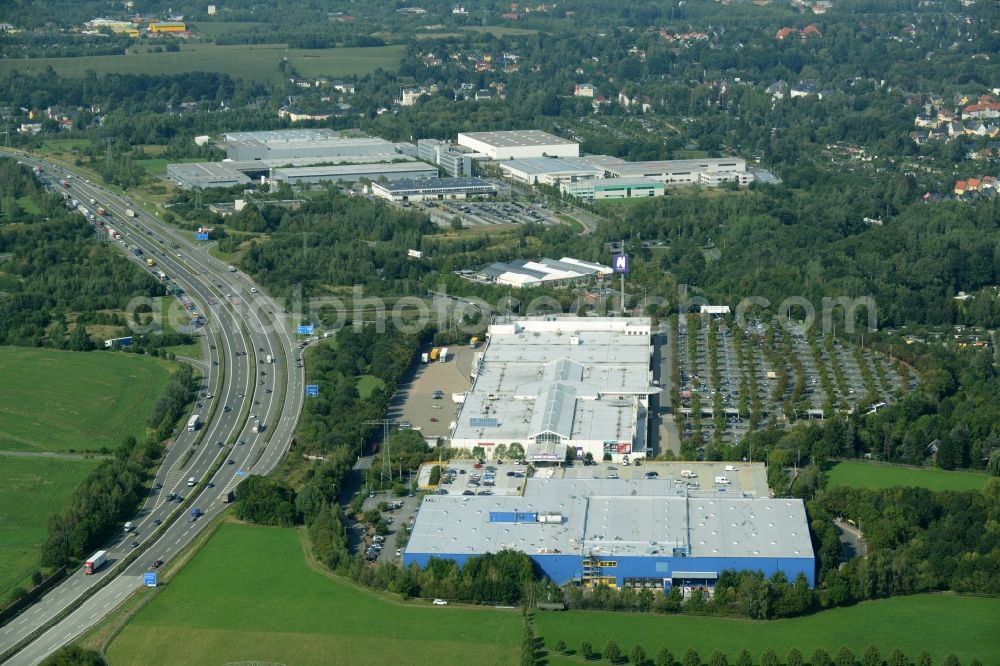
[
  {"x1": 766, "y1": 81, "x2": 788, "y2": 102},
  {"x1": 790, "y1": 81, "x2": 821, "y2": 99},
  {"x1": 962, "y1": 97, "x2": 1000, "y2": 120},
  {"x1": 946, "y1": 121, "x2": 967, "y2": 137},
  {"x1": 401, "y1": 88, "x2": 429, "y2": 106},
  {"x1": 278, "y1": 107, "x2": 333, "y2": 122},
  {"x1": 574, "y1": 83, "x2": 596, "y2": 98}
]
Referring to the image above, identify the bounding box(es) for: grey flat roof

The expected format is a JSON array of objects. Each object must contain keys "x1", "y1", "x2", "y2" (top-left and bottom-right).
[
  {"x1": 376, "y1": 177, "x2": 496, "y2": 193},
  {"x1": 500, "y1": 157, "x2": 608, "y2": 176},
  {"x1": 167, "y1": 162, "x2": 252, "y2": 185},
  {"x1": 406, "y1": 477, "x2": 815, "y2": 560},
  {"x1": 459, "y1": 130, "x2": 578, "y2": 148}
]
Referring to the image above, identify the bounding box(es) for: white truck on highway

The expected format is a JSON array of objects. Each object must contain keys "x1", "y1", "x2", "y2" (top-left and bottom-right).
[
  {"x1": 84, "y1": 551, "x2": 108, "y2": 575},
  {"x1": 187, "y1": 415, "x2": 199, "y2": 432},
  {"x1": 125, "y1": 208, "x2": 136, "y2": 218}
]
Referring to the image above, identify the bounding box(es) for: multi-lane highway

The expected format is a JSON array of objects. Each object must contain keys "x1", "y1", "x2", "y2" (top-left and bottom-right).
[{"x1": 0, "y1": 156, "x2": 306, "y2": 664}]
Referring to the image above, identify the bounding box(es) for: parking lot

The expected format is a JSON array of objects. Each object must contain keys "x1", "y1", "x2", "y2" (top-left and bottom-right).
[
  {"x1": 386, "y1": 344, "x2": 476, "y2": 439},
  {"x1": 415, "y1": 199, "x2": 563, "y2": 228},
  {"x1": 674, "y1": 317, "x2": 906, "y2": 449},
  {"x1": 418, "y1": 459, "x2": 528, "y2": 497},
  {"x1": 354, "y1": 489, "x2": 422, "y2": 564}
]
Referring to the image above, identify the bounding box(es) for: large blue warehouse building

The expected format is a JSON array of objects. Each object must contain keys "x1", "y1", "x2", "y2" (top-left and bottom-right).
[{"x1": 403, "y1": 477, "x2": 815, "y2": 591}]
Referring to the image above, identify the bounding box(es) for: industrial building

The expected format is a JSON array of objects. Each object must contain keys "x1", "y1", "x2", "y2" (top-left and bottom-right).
[
  {"x1": 403, "y1": 476, "x2": 816, "y2": 590},
  {"x1": 417, "y1": 139, "x2": 489, "y2": 177},
  {"x1": 499, "y1": 157, "x2": 607, "y2": 185},
  {"x1": 450, "y1": 316, "x2": 656, "y2": 463},
  {"x1": 147, "y1": 21, "x2": 186, "y2": 32},
  {"x1": 605, "y1": 157, "x2": 753, "y2": 188},
  {"x1": 457, "y1": 130, "x2": 580, "y2": 160},
  {"x1": 224, "y1": 128, "x2": 416, "y2": 162},
  {"x1": 560, "y1": 178, "x2": 665, "y2": 200},
  {"x1": 475, "y1": 256, "x2": 612, "y2": 288},
  {"x1": 371, "y1": 177, "x2": 498, "y2": 202},
  {"x1": 270, "y1": 161, "x2": 439, "y2": 185},
  {"x1": 166, "y1": 162, "x2": 253, "y2": 189}
]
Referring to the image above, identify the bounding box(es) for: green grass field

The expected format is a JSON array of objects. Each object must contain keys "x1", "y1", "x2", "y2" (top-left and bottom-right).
[
  {"x1": 356, "y1": 374, "x2": 386, "y2": 399},
  {"x1": 105, "y1": 524, "x2": 1000, "y2": 665},
  {"x1": 826, "y1": 461, "x2": 989, "y2": 492},
  {"x1": 535, "y1": 594, "x2": 1000, "y2": 664},
  {"x1": 106, "y1": 524, "x2": 522, "y2": 666},
  {"x1": 134, "y1": 157, "x2": 202, "y2": 176},
  {"x1": 0, "y1": 44, "x2": 404, "y2": 84},
  {"x1": 0, "y1": 455, "x2": 101, "y2": 603},
  {"x1": 0, "y1": 347, "x2": 173, "y2": 453}
]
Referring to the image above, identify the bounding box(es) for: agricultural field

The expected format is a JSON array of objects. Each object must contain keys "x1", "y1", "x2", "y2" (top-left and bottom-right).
[
  {"x1": 825, "y1": 461, "x2": 990, "y2": 492},
  {"x1": 536, "y1": 594, "x2": 1000, "y2": 665},
  {"x1": 0, "y1": 455, "x2": 101, "y2": 604},
  {"x1": 0, "y1": 44, "x2": 405, "y2": 84},
  {"x1": 0, "y1": 347, "x2": 173, "y2": 453},
  {"x1": 106, "y1": 524, "x2": 522, "y2": 666}
]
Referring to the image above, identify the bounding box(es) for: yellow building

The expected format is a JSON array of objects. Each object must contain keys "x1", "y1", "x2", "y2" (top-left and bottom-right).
[{"x1": 148, "y1": 21, "x2": 186, "y2": 32}]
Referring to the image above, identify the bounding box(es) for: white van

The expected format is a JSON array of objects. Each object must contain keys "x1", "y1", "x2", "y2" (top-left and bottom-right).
[
  {"x1": 187, "y1": 477, "x2": 196, "y2": 487},
  {"x1": 714, "y1": 476, "x2": 731, "y2": 485},
  {"x1": 680, "y1": 470, "x2": 697, "y2": 478},
  {"x1": 124, "y1": 522, "x2": 134, "y2": 532},
  {"x1": 724, "y1": 465, "x2": 738, "y2": 472}
]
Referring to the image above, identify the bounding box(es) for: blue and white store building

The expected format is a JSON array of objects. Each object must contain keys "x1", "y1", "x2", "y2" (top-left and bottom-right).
[{"x1": 403, "y1": 477, "x2": 815, "y2": 592}]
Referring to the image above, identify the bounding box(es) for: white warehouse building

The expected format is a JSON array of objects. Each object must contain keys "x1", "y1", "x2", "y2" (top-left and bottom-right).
[
  {"x1": 449, "y1": 316, "x2": 658, "y2": 463},
  {"x1": 457, "y1": 130, "x2": 580, "y2": 160}
]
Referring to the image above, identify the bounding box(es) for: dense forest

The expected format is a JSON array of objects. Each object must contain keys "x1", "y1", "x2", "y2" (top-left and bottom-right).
[{"x1": 0, "y1": 160, "x2": 163, "y2": 347}]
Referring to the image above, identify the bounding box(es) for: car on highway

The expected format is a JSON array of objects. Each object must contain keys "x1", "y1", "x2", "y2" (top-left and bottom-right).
[
  {"x1": 153, "y1": 519, "x2": 162, "y2": 526},
  {"x1": 150, "y1": 559, "x2": 163, "y2": 569},
  {"x1": 228, "y1": 459, "x2": 235, "y2": 464},
  {"x1": 223, "y1": 406, "x2": 231, "y2": 412},
  {"x1": 130, "y1": 541, "x2": 139, "y2": 549}
]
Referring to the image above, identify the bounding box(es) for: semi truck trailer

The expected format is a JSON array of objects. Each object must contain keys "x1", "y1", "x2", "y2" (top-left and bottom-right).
[{"x1": 84, "y1": 550, "x2": 108, "y2": 575}]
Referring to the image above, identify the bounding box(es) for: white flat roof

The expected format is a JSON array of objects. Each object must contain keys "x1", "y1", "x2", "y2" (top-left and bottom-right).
[
  {"x1": 406, "y1": 477, "x2": 815, "y2": 560},
  {"x1": 452, "y1": 317, "x2": 655, "y2": 444},
  {"x1": 458, "y1": 130, "x2": 578, "y2": 148}
]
